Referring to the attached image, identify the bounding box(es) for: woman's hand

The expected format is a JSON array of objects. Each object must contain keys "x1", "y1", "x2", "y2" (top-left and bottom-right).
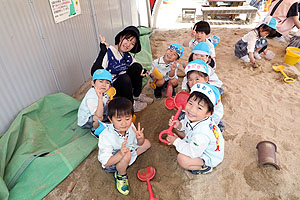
[{"x1": 99, "y1": 34, "x2": 109, "y2": 47}]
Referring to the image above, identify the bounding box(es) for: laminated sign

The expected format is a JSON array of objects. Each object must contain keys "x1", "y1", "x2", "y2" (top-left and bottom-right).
[{"x1": 49, "y1": 0, "x2": 81, "y2": 23}]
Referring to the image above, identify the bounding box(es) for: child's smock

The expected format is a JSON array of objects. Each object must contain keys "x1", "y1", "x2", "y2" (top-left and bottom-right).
[
  {"x1": 151, "y1": 56, "x2": 179, "y2": 81},
  {"x1": 234, "y1": 29, "x2": 268, "y2": 58},
  {"x1": 174, "y1": 116, "x2": 224, "y2": 167},
  {"x1": 189, "y1": 39, "x2": 216, "y2": 58},
  {"x1": 98, "y1": 123, "x2": 139, "y2": 168},
  {"x1": 102, "y1": 45, "x2": 136, "y2": 82},
  {"x1": 77, "y1": 88, "x2": 109, "y2": 126}
]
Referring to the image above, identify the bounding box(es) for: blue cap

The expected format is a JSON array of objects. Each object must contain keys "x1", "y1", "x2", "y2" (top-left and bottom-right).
[
  {"x1": 185, "y1": 60, "x2": 210, "y2": 76},
  {"x1": 169, "y1": 43, "x2": 184, "y2": 58},
  {"x1": 93, "y1": 69, "x2": 112, "y2": 82},
  {"x1": 191, "y1": 83, "x2": 220, "y2": 107},
  {"x1": 192, "y1": 42, "x2": 211, "y2": 55},
  {"x1": 258, "y1": 16, "x2": 277, "y2": 30}
]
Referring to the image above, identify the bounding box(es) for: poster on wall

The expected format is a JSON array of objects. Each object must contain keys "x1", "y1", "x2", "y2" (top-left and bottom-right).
[{"x1": 49, "y1": 0, "x2": 81, "y2": 23}]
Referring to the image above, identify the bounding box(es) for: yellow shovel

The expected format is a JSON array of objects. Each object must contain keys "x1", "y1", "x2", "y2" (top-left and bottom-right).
[
  {"x1": 149, "y1": 67, "x2": 163, "y2": 89},
  {"x1": 106, "y1": 87, "x2": 116, "y2": 100},
  {"x1": 272, "y1": 65, "x2": 295, "y2": 83}
]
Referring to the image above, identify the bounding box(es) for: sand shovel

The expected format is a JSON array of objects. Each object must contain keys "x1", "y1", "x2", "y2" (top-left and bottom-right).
[
  {"x1": 137, "y1": 166, "x2": 159, "y2": 200},
  {"x1": 149, "y1": 67, "x2": 163, "y2": 89},
  {"x1": 160, "y1": 91, "x2": 190, "y2": 144},
  {"x1": 272, "y1": 65, "x2": 295, "y2": 83},
  {"x1": 106, "y1": 87, "x2": 116, "y2": 100}
]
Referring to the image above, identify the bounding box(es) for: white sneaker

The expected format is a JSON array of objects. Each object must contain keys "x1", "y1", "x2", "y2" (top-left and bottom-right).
[
  {"x1": 133, "y1": 100, "x2": 147, "y2": 112},
  {"x1": 254, "y1": 52, "x2": 261, "y2": 60},
  {"x1": 240, "y1": 55, "x2": 250, "y2": 62},
  {"x1": 134, "y1": 94, "x2": 154, "y2": 104}
]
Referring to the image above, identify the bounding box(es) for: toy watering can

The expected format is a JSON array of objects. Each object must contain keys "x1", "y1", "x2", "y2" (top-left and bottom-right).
[
  {"x1": 149, "y1": 67, "x2": 163, "y2": 89},
  {"x1": 159, "y1": 91, "x2": 190, "y2": 144},
  {"x1": 272, "y1": 65, "x2": 295, "y2": 83}
]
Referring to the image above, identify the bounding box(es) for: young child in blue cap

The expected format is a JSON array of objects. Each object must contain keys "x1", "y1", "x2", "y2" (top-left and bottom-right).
[
  {"x1": 77, "y1": 69, "x2": 112, "y2": 137},
  {"x1": 166, "y1": 82, "x2": 224, "y2": 175},
  {"x1": 150, "y1": 43, "x2": 184, "y2": 98},
  {"x1": 182, "y1": 42, "x2": 224, "y2": 97},
  {"x1": 235, "y1": 16, "x2": 277, "y2": 64}
]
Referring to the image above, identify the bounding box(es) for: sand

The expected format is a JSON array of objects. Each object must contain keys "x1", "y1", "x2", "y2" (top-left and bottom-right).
[{"x1": 45, "y1": 27, "x2": 300, "y2": 200}]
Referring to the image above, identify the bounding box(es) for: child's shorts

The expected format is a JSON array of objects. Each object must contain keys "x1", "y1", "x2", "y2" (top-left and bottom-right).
[
  {"x1": 80, "y1": 115, "x2": 94, "y2": 129},
  {"x1": 103, "y1": 149, "x2": 138, "y2": 173}
]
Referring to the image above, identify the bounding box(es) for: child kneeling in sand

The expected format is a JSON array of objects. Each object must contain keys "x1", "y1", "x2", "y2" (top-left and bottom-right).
[
  {"x1": 150, "y1": 43, "x2": 184, "y2": 98},
  {"x1": 235, "y1": 16, "x2": 277, "y2": 65},
  {"x1": 97, "y1": 97, "x2": 151, "y2": 195},
  {"x1": 77, "y1": 69, "x2": 112, "y2": 137},
  {"x1": 166, "y1": 83, "x2": 224, "y2": 175}
]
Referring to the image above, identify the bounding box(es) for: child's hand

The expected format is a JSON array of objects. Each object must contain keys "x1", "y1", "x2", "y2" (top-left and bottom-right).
[
  {"x1": 120, "y1": 138, "x2": 129, "y2": 157},
  {"x1": 250, "y1": 57, "x2": 256, "y2": 65},
  {"x1": 171, "y1": 61, "x2": 177, "y2": 71},
  {"x1": 95, "y1": 87, "x2": 104, "y2": 98},
  {"x1": 132, "y1": 122, "x2": 144, "y2": 140},
  {"x1": 191, "y1": 26, "x2": 197, "y2": 37},
  {"x1": 166, "y1": 134, "x2": 178, "y2": 145},
  {"x1": 169, "y1": 116, "x2": 180, "y2": 129}
]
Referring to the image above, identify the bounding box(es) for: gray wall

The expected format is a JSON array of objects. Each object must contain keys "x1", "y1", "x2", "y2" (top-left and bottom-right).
[{"x1": 0, "y1": 0, "x2": 141, "y2": 134}]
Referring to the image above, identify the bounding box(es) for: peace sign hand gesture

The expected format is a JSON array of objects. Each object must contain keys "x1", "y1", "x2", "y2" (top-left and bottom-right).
[{"x1": 132, "y1": 122, "x2": 144, "y2": 140}]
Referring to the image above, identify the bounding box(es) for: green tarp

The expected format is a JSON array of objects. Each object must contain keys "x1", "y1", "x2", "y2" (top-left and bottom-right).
[
  {"x1": 0, "y1": 93, "x2": 97, "y2": 200},
  {"x1": 133, "y1": 26, "x2": 153, "y2": 87}
]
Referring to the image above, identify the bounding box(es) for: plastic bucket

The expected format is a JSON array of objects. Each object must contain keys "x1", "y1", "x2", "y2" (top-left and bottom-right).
[{"x1": 283, "y1": 47, "x2": 300, "y2": 65}]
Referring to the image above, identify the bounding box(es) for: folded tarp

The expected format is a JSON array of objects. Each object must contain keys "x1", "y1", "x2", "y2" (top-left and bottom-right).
[{"x1": 0, "y1": 93, "x2": 97, "y2": 200}]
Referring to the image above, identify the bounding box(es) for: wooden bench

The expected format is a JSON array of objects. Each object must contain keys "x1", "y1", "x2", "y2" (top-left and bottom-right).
[
  {"x1": 201, "y1": 6, "x2": 257, "y2": 23},
  {"x1": 182, "y1": 8, "x2": 196, "y2": 22}
]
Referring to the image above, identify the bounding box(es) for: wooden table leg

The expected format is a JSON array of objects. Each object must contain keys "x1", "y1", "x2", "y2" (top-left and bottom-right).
[{"x1": 210, "y1": 2, "x2": 216, "y2": 19}]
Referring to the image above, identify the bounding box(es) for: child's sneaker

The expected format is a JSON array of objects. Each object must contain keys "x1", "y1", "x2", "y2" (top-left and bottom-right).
[
  {"x1": 254, "y1": 52, "x2": 261, "y2": 60},
  {"x1": 154, "y1": 88, "x2": 162, "y2": 99},
  {"x1": 240, "y1": 55, "x2": 250, "y2": 63},
  {"x1": 188, "y1": 166, "x2": 213, "y2": 175},
  {"x1": 133, "y1": 100, "x2": 147, "y2": 112},
  {"x1": 134, "y1": 93, "x2": 154, "y2": 104},
  {"x1": 114, "y1": 172, "x2": 129, "y2": 195},
  {"x1": 90, "y1": 128, "x2": 99, "y2": 138}
]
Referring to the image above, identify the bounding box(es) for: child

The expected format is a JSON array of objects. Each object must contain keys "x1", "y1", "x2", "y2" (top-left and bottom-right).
[
  {"x1": 150, "y1": 43, "x2": 184, "y2": 99},
  {"x1": 183, "y1": 60, "x2": 225, "y2": 132},
  {"x1": 166, "y1": 82, "x2": 224, "y2": 175},
  {"x1": 77, "y1": 69, "x2": 112, "y2": 136},
  {"x1": 182, "y1": 42, "x2": 224, "y2": 97},
  {"x1": 183, "y1": 21, "x2": 216, "y2": 58},
  {"x1": 97, "y1": 97, "x2": 151, "y2": 195},
  {"x1": 235, "y1": 16, "x2": 277, "y2": 64},
  {"x1": 91, "y1": 26, "x2": 153, "y2": 112}
]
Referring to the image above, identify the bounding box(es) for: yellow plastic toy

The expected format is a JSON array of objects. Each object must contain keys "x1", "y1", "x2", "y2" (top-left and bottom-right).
[
  {"x1": 272, "y1": 65, "x2": 295, "y2": 83},
  {"x1": 106, "y1": 87, "x2": 116, "y2": 100},
  {"x1": 149, "y1": 67, "x2": 163, "y2": 89},
  {"x1": 283, "y1": 47, "x2": 300, "y2": 65}
]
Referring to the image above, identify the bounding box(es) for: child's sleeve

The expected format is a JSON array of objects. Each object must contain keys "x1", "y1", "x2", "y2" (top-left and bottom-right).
[
  {"x1": 173, "y1": 134, "x2": 210, "y2": 159},
  {"x1": 150, "y1": 58, "x2": 159, "y2": 73},
  {"x1": 211, "y1": 101, "x2": 224, "y2": 125},
  {"x1": 98, "y1": 135, "x2": 114, "y2": 168},
  {"x1": 244, "y1": 31, "x2": 257, "y2": 53},
  {"x1": 86, "y1": 98, "x2": 99, "y2": 115}
]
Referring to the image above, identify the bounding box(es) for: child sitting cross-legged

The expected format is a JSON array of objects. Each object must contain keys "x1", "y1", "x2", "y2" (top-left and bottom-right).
[
  {"x1": 97, "y1": 97, "x2": 151, "y2": 195},
  {"x1": 150, "y1": 43, "x2": 184, "y2": 99},
  {"x1": 166, "y1": 83, "x2": 224, "y2": 175},
  {"x1": 77, "y1": 69, "x2": 112, "y2": 137}
]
